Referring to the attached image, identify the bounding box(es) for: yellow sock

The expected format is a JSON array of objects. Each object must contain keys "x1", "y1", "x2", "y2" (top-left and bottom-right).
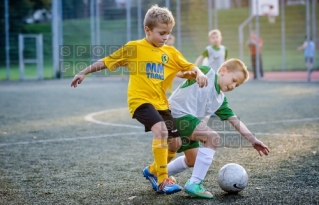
[
  {"x1": 167, "y1": 150, "x2": 176, "y2": 164},
  {"x1": 152, "y1": 139, "x2": 168, "y2": 184},
  {"x1": 149, "y1": 150, "x2": 176, "y2": 175},
  {"x1": 148, "y1": 162, "x2": 157, "y2": 175}
]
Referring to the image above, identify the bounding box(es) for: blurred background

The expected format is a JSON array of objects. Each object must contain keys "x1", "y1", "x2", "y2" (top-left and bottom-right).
[{"x1": 0, "y1": 0, "x2": 318, "y2": 80}]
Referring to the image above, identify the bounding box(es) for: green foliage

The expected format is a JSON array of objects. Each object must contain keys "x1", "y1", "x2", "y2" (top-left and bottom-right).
[
  {"x1": 29, "y1": 0, "x2": 51, "y2": 10},
  {"x1": 0, "y1": 0, "x2": 51, "y2": 67}
]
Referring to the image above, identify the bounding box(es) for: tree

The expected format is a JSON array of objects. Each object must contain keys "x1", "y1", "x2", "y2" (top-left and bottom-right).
[{"x1": 0, "y1": 0, "x2": 51, "y2": 65}]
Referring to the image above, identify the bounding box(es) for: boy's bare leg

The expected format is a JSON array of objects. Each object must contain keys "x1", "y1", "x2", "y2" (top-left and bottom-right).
[
  {"x1": 184, "y1": 148, "x2": 198, "y2": 167},
  {"x1": 189, "y1": 121, "x2": 220, "y2": 150},
  {"x1": 167, "y1": 148, "x2": 198, "y2": 176}
]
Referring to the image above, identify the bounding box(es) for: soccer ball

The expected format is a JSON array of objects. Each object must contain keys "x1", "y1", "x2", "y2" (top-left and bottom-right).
[{"x1": 217, "y1": 163, "x2": 248, "y2": 193}]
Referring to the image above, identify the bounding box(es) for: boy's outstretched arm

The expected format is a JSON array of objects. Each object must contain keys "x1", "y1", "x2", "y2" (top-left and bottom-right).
[
  {"x1": 175, "y1": 70, "x2": 196, "y2": 79},
  {"x1": 297, "y1": 42, "x2": 307, "y2": 51},
  {"x1": 71, "y1": 60, "x2": 106, "y2": 88},
  {"x1": 194, "y1": 55, "x2": 204, "y2": 66},
  {"x1": 191, "y1": 66, "x2": 208, "y2": 87},
  {"x1": 176, "y1": 67, "x2": 208, "y2": 87},
  {"x1": 227, "y1": 116, "x2": 270, "y2": 156}
]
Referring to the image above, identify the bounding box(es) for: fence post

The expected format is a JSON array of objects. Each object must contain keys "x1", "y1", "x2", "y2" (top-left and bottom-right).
[
  {"x1": 52, "y1": 0, "x2": 60, "y2": 78},
  {"x1": 5, "y1": 0, "x2": 10, "y2": 80},
  {"x1": 281, "y1": 0, "x2": 286, "y2": 71}
]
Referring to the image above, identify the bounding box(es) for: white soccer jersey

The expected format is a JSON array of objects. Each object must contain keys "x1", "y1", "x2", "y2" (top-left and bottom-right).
[
  {"x1": 206, "y1": 45, "x2": 226, "y2": 72},
  {"x1": 169, "y1": 68, "x2": 224, "y2": 119}
]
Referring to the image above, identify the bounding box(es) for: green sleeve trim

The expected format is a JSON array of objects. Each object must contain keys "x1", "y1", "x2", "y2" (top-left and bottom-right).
[
  {"x1": 225, "y1": 47, "x2": 228, "y2": 60},
  {"x1": 202, "y1": 49, "x2": 209, "y2": 57},
  {"x1": 214, "y1": 74, "x2": 220, "y2": 94},
  {"x1": 215, "y1": 97, "x2": 235, "y2": 120},
  {"x1": 180, "y1": 66, "x2": 211, "y2": 88}
]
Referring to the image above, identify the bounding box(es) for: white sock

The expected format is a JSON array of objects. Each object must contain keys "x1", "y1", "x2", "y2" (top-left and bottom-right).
[
  {"x1": 168, "y1": 155, "x2": 189, "y2": 176},
  {"x1": 189, "y1": 147, "x2": 215, "y2": 184}
]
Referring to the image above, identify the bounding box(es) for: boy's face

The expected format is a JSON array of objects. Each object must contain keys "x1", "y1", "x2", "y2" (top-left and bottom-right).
[
  {"x1": 218, "y1": 67, "x2": 245, "y2": 92},
  {"x1": 145, "y1": 23, "x2": 173, "y2": 47},
  {"x1": 209, "y1": 33, "x2": 222, "y2": 46}
]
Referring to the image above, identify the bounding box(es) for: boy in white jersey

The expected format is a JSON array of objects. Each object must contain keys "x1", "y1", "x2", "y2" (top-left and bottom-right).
[
  {"x1": 169, "y1": 58, "x2": 270, "y2": 198},
  {"x1": 194, "y1": 29, "x2": 227, "y2": 72},
  {"x1": 143, "y1": 59, "x2": 270, "y2": 198}
]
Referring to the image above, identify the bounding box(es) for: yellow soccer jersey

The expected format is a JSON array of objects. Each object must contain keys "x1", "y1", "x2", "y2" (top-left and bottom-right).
[{"x1": 103, "y1": 38, "x2": 195, "y2": 116}]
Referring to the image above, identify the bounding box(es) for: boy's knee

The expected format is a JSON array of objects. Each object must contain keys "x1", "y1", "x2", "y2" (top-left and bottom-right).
[
  {"x1": 152, "y1": 122, "x2": 169, "y2": 139},
  {"x1": 168, "y1": 137, "x2": 182, "y2": 152},
  {"x1": 211, "y1": 133, "x2": 220, "y2": 148},
  {"x1": 204, "y1": 132, "x2": 220, "y2": 149},
  {"x1": 153, "y1": 130, "x2": 169, "y2": 140},
  {"x1": 185, "y1": 157, "x2": 195, "y2": 167}
]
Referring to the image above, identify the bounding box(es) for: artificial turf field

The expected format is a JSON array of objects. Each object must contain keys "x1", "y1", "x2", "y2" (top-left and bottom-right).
[{"x1": 0, "y1": 78, "x2": 318, "y2": 205}]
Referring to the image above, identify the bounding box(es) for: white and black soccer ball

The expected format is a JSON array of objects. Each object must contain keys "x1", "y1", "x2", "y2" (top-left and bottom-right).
[{"x1": 217, "y1": 163, "x2": 248, "y2": 193}]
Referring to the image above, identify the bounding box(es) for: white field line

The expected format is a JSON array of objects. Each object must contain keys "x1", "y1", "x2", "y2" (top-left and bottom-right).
[
  {"x1": 84, "y1": 108, "x2": 142, "y2": 129},
  {"x1": 1, "y1": 110, "x2": 318, "y2": 147},
  {"x1": 87, "y1": 109, "x2": 319, "y2": 128},
  {"x1": 0, "y1": 132, "x2": 148, "y2": 147}
]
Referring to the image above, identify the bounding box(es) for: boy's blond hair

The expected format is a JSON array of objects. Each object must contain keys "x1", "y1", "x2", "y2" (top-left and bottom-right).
[
  {"x1": 144, "y1": 5, "x2": 175, "y2": 30},
  {"x1": 218, "y1": 58, "x2": 250, "y2": 82},
  {"x1": 208, "y1": 29, "x2": 222, "y2": 38}
]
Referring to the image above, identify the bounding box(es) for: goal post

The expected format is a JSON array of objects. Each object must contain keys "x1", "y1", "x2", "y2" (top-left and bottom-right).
[{"x1": 19, "y1": 34, "x2": 44, "y2": 80}]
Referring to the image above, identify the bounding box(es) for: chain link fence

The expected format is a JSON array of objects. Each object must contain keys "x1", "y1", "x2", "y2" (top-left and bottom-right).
[{"x1": 1, "y1": 0, "x2": 318, "y2": 80}]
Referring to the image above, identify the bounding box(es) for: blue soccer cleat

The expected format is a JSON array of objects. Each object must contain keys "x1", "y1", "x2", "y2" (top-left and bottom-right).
[
  {"x1": 142, "y1": 166, "x2": 158, "y2": 191},
  {"x1": 156, "y1": 178, "x2": 182, "y2": 195}
]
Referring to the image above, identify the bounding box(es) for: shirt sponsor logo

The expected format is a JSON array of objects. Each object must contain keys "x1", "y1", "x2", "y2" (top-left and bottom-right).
[
  {"x1": 161, "y1": 54, "x2": 169, "y2": 64},
  {"x1": 146, "y1": 62, "x2": 164, "y2": 80}
]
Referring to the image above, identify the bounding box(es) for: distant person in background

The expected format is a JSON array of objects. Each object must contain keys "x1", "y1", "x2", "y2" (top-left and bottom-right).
[
  {"x1": 298, "y1": 36, "x2": 315, "y2": 71},
  {"x1": 166, "y1": 34, "x2": 175, "y2": 47},
  {"x1": 194, "y1": 29, "x2": 228, "y2": 72},
  {"x1": 246, "y1": 30, "x2": 264, "y2": 79},
  {"x1": 166, "y1": 34, "x2": 176, "y2": 95}
]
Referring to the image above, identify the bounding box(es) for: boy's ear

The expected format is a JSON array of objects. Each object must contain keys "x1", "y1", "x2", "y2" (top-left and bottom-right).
[
  {"x1": 144, "y1": 26, "x2": 150, "y2": 35},
  {"x1": 220, "y1": 66, "x2": 227, "y2": 75}
]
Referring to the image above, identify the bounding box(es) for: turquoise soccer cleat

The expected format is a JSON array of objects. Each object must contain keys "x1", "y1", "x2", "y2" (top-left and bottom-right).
[{"x1": 184, "y1": 179, "x2": 214, "y2": 199}]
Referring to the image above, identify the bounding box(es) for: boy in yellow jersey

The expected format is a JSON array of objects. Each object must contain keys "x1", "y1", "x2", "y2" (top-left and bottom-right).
[{"x1": 71, "y1": 5, "x2": 208, "y2": 195}]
